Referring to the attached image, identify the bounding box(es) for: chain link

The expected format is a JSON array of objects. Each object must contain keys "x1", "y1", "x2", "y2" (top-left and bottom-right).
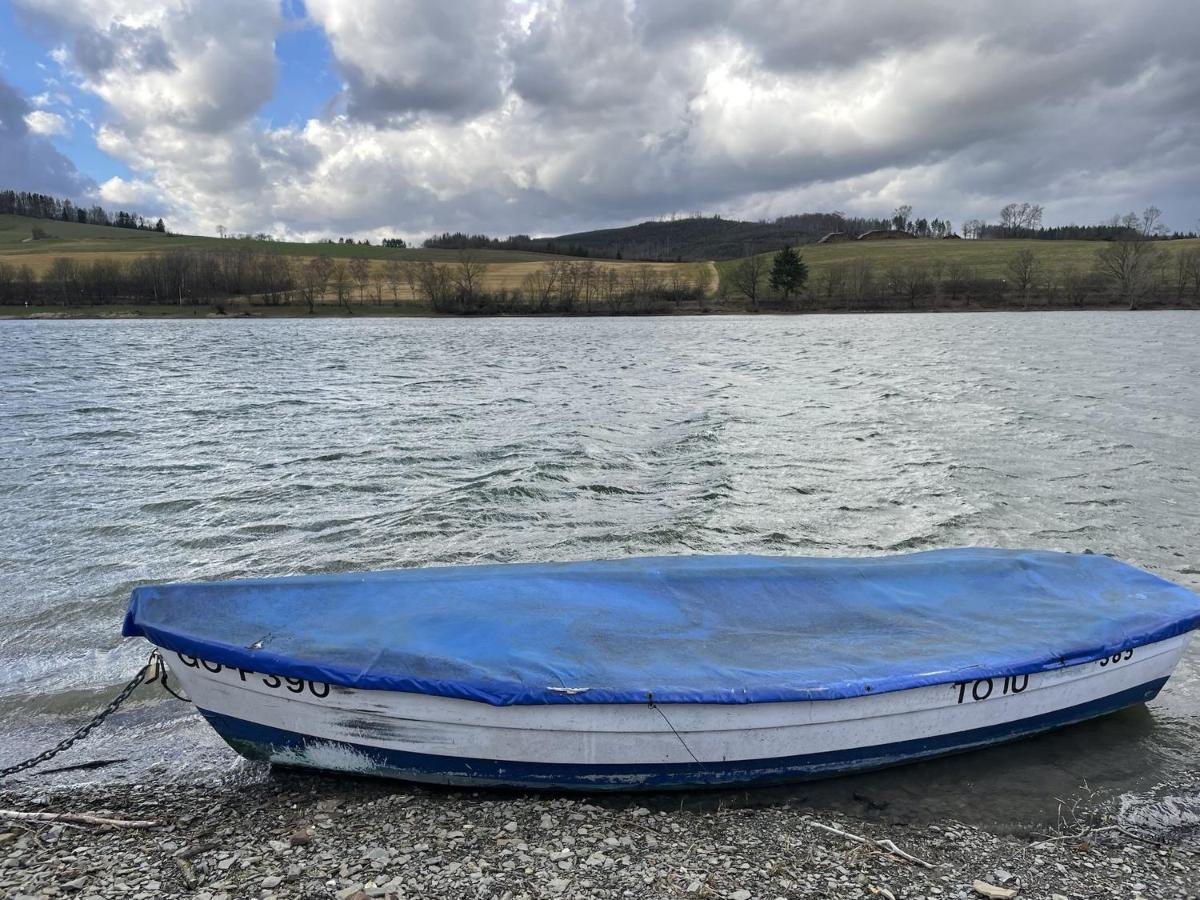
[{"x1": 1, "y1": 650, "x2": 164, "y2": 780}]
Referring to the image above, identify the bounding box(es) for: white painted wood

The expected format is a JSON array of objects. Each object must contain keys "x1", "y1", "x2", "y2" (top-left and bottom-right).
[{"x1": 162, "y1": 633, "x2": 1190, "y2": 767}]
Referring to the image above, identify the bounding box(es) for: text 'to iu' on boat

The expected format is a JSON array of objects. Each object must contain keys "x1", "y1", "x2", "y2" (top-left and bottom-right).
[{"x1": 122, "y1": 548, "x2": 1200, "y2": 790}]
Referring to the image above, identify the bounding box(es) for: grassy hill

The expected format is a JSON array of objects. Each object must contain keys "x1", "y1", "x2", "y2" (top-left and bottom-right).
[
  {"x1": 715, "y1": 237, "x2": 1200, "y2": 285},
  {"x1": 0, "y1": 214, "x2": 710, "y2": 308},
  {"x1": 0, "y1": 214, "x2": 174, "y2": 248},
  {"x1": 4, "y1": 212, "x2": 1196, "y2": 315},
  {"x1": 0, "y1": 214, "x2": 580, "y2": 270}
]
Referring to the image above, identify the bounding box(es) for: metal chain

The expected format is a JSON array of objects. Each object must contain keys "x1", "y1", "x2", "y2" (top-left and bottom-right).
[{"x1": 0, "y1": 649, "x2": 164, "y2": 780}]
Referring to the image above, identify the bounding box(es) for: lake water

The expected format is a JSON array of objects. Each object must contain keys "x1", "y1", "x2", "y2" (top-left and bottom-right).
[{"x1": 1, "y1": 313, "x2": 1198, "y2": 831}]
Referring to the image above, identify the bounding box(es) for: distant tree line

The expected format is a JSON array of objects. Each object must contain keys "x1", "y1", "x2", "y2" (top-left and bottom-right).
[
  {"x1": 0, "y1": 245, "x2": 292, "y2": 308},
  {"x1": 313, "y1": 236, "x2": 408, "y2": 247},
  {"x1": 0, "y1": 246, "x2": 712, "y2": 315},
  {"x1": 962, "y1": 204, "x2": 1196, "y2": 241},
  {"x1": 0, "y1": 188, "x2": 166, "y2": 233},
  {"x1": 422, "y1": 232, "x2": 593, "y2": 258}
]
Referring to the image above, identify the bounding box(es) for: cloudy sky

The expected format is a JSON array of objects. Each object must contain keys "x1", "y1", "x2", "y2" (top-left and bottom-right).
[{"x1": 1, "y1": 0, "x2": 1198, "y2": 241}]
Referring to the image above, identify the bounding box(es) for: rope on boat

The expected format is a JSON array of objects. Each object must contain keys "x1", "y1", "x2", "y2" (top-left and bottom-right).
[
  {"x1": 0, "y1": 649, "x2": 184, "y2": 780},
  {"x1": 647, "y1": 692, "x2": 702, "y2": 767}
]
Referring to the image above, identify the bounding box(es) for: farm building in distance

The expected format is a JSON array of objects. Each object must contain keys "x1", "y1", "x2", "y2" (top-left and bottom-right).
[
  {"x1": 817, "y1": 231, "x2": 853, "y2": 244},
  {"x1": 857, "y1": 230, "x2": 918, "y2": 240}
]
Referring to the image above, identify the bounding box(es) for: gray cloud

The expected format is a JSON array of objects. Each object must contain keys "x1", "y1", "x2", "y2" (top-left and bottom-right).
[
  {"x1": 0, "y1": 76, "x2": 93, "y2": 198},
  {"x1": 306, "y1": 0, "x2": 509, "y2": 122},
  {"x1": 10, "y1": 0, "x2": 1200, "y2": 239},
  {"x1": 73, "y1": 22, "x2": 175, "y2": 79}
]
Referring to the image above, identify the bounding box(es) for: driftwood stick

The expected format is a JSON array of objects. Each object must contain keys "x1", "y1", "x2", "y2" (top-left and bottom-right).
[
  {"x1": 804, "y1": 819, "x2": 934, "y2": 869},
  {"x1": 0, "y1": 809, "x2": 158, "y2": 829}
]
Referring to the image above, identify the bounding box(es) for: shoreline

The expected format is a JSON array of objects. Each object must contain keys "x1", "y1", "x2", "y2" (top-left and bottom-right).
[
  {"x1": 2, "y1": 303, "x2": 1198, "y2": 321},
  {"x1": 2, "y1": 776, "x2": 1196, "y2": 899}
]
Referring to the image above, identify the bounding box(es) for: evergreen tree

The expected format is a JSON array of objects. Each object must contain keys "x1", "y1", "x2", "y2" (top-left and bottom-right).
[{"x1": 769, "y1": 246, "x2": 808, "y2": 303}]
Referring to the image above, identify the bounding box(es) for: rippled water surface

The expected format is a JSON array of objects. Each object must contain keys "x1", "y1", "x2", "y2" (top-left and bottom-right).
[{"x1": 1, "y1": 313, "x2": 1198, "y2": 829}]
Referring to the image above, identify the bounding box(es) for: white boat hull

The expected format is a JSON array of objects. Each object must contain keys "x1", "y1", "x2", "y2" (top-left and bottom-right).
[{"x1": 162, "y1": 633, "x2": 1191, "y2": 789}]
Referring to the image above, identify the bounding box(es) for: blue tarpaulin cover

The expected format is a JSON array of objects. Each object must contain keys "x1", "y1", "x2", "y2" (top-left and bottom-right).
[{"x1": 123, "y1": 549, "x2": 1200, "y2": 706}]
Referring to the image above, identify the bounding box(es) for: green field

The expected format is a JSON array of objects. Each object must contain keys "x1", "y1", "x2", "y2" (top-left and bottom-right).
[
  {"x1": 0, "y1": 214, "x2": 580, "y2": 268},
  {"x1": 715, "y1": 236, "x2": 1200, "y2": 287}
]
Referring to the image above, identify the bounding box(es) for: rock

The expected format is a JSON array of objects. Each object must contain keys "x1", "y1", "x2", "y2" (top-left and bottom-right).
[
  {"x1": 1051, "y1": 895, "x2": 1068, "y2": 900},
  {"x1": 289, "y1": 830, "x2": 312, "y2": 846},
  {"x1": 62, "y1": 878, "x2": 87, "y2": 892},
  {"x1": 731, "y1": 891, "x2": 752, "y2": 900},
  {"x1": 993, "y1": 868, "x2": 1013, "y2": 884},
  {"x1": 973, "y1": 881, "x2": 1018, "y2": 899},
  {"x1": 261, "y1": 876, "x2": 282, "y2": 889},
  {"x1": 334, "y1": 885, "x2": 365, "y2": 900}
]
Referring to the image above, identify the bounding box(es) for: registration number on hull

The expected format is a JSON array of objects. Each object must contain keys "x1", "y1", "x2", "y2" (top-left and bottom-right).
[
  {"x1": 174, "y1": 653, "x2": 331, "y2": 698},
  {"x1": 951, "y1": 647, "x2": 1135, "y2": 704}
]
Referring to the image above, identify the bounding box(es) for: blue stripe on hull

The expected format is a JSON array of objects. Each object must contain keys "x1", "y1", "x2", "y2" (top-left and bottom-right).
[{"x1": 199, "y1": 678, "x2": 1167, "y2": 790}]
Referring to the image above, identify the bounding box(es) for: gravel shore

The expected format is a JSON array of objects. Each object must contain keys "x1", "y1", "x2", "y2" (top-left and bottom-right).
[{"x1": 2, "y1": 773, "x2": 1197, "y2": 900}]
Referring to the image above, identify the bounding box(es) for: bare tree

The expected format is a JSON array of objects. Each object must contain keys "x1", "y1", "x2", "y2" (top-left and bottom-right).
[
  {"x1": 889, "y1": 265, "x2": 932, "y2": 308},
  {"x1": 892, "y1": 205, "x2": 913, "y2": 232},
  {"x1": 453, "y1": 249, "x2": 489, "y2": 298},
  {"x1": 961, "y1": 219, "x2": 986, "y2": 240},
  {"x1": 415, "y1": 261, "x2": 453, "y2": 310},
  {"x1": 1006, "y1": 248, "x2": 1039, "y2": 308},
  {"x1": 329, "y1": 260, "x2": 353, "y2": 311},
  {"x1": 728, "y1": 255, "x2": 767, "y2": 310},
  {"x1": 1000, "y1": 203, "x2": 1043, "y2": 235},
  {"x1": 578, "y1": 261, "x2": 599, "y2": 313},
  {"x1": 601, "y1": 267, "x2": 623, "y2": 314},
  {"x1": 46, "y1": 257, "x2": 79, "y2": 306},
  {"x1": 383, "y1": 258, "x2": 404, "y2": 303},
  {"x1": 349, "y1": 257, "x2": 370, "y2": 303},
  {"x1": 1095, "y1": 237, "x2": 1164, "y2": 309},
  {"x1": 816, "y1": 265, "x2": 846, "y2": 306},
  {"x1": 1175, "y1": 248, "x2": 1200, "y2": 303},
  {"x1": 522, "y1": 264, "x2": 560, "y2": 313},
  {"x1": 371, "y1": 267, "x2": 386, "y2": 305},
  {"x1": 1140, "y1": 206, "x2": 1165, "y2": 236},
  {"x1": 666, "y1": 267, "x2": 691, "y2": 307},
  {"x1": 401, "y1": 261, "x2": 419, "y2": 302},
  {"x1": 846, "y1": 258, "x2": 873, "y2": 307},
  {"x1": 293, "y1": 259, "x2": 313, "y2": 313},
  {"x1": 944, "y1": 261, "x2": 971, "y2": 301}
]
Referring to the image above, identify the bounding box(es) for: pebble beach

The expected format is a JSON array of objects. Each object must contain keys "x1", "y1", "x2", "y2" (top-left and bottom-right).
[{"x1": 2, "y1": 774, "x2": 1197, "y2": 900}]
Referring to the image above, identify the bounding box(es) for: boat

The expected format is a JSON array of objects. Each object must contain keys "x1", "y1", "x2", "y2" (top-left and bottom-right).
[{"x1": 122, "y1": 549, "x2": 1200, "y2": 790}]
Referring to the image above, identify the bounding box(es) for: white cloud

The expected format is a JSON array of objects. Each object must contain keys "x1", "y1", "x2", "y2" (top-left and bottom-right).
[
  {"x1": 17, "y1": 0, "x2": 280, "y2": 133},
  {"x1": 97, "y1": 175, "x2": 160, "y2": 206},
  {"x1": 23, "y1": 109, "x2": 69, "y2": 136},
  {"x1": 12, "y1": 0, "x2": 1200, "y2": 239}
]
